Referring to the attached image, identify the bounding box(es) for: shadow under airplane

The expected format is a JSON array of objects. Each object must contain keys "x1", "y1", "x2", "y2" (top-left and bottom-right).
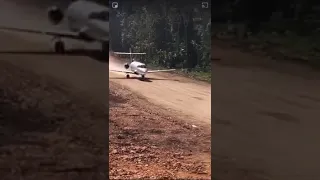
[
  {"x1": 0, "y1": 49, "x2": 108, "y2": 62},
  {"x1": 109, "y1": 76, "x2": 180, "y2": 83}
]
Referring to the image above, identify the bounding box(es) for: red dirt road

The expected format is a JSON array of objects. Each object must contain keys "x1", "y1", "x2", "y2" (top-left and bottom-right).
[
  {"x1": 109, "y1": 56, "x2": 211, "y2": 125},
  {"x1": 0, "y1": 31, "x2": 212, "y2": 179}
]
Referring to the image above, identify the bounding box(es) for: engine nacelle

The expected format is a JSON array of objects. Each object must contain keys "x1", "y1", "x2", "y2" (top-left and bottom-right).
[
  {"x1": 48, "y1": 6, "x2": 64, "y2": 25},
  {"x1": 124, "y1": 63, "x2": 129, "y2": 69}
]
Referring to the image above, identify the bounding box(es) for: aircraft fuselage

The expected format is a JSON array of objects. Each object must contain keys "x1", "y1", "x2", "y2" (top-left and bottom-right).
[
  {"x1": 65, "y1": 0, "x2": 109, "y2": 42},
  {"x1": 0, "y1": 0, "x2": 109, "y2": 55},
  {"x1": 129, "y1": 61, "x2": 148, "y2": 76}
]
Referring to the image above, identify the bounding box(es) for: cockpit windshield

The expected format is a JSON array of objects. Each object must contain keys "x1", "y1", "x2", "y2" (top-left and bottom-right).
[
  {"x1": 138, "y1": 65, "x2": 147, "y2": 68},
  {"x1": 88, "y1": 11, "x2": 109, "y2": 21}
]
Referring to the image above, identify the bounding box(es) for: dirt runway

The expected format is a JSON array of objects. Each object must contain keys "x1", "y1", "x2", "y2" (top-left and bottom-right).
[
  {"x1": 109, "y1": 57, "x2": 211, "y2": 125},
  {"x1": 0, "y1": 1, "x2": 212, "y2": 179}
]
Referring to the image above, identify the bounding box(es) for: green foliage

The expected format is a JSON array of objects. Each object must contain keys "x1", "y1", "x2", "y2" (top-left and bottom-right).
[
  {"x1": 110, "y1": 2, "x2": 211, "y2": 80},
  {"x1": 211, "y1": 0, "x2": 320, "y2": 67}
]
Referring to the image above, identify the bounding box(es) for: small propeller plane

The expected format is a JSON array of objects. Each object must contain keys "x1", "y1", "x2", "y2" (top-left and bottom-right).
[{"x1": 110, "y1": 49, "x2": 176, "y2": 79}]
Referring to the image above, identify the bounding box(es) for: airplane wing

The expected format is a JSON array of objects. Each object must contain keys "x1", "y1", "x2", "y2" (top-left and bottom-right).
[
  {"x1": 109, "y1": 69, "x2": 135, "y2": 74},
  {"x1": 148, "y1": 69, "x2": 176, "y2": 73},
  {"x1": 0, "y1": 26, "x2": 82, "y2": 40},
  {"x1": 114, "y1": 52, "x2": 146, "y2": 55}
]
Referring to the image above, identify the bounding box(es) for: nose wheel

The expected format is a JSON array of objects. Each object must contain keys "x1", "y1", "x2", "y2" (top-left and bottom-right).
[
  {"x1": 126, "y1": 74, "x2": 130, "y2": 78},
  {"x1": 141, "y1": 75, "x2": 145, "y2": 79},
  {"x1": 51, "y1": 37, "x2": 65, "y2": 54}
]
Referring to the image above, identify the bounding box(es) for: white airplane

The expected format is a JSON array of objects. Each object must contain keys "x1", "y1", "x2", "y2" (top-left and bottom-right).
[
  {"x1": 110, "y1": 50, "x2": 176, "y2": 79},
  {"x1": 0, "y1": 0, "x2": 109, "y2": 54}
]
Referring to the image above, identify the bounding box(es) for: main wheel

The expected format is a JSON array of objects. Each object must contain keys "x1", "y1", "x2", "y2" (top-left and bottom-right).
[
  {"x1": 101, "y1": 42, "x2": 109, "y2": 53},
  {"x1": 54, "y1": 40, "x2": 65, "y2": 54},
  {"x1": 141, "y1": 75, "x2": 145, "y2": 79},
  {"x1": 126, "y1": 74, "x2": 130, "y2": 78},
  {"x1": 100, "y1": 42, "x2": 109, "y2": 61}
]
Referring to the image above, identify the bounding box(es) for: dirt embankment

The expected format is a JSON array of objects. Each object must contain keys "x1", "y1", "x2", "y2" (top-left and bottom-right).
[
  {"x1": 109, "y1": 81, "x2": 212, "y2": 179},
  {"x1": 0, "y1": 61, "x2": 108, "y2": 180}
]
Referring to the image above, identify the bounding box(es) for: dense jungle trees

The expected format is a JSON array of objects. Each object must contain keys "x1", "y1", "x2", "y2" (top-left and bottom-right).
[{"x1": 109, "y1": 0, "x2": 211, "y2": 72}]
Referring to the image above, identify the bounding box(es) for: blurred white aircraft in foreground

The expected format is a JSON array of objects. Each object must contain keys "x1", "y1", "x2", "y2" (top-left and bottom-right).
[{"x1": 0, "y1": 0, "x2": 109, "y2": 54}]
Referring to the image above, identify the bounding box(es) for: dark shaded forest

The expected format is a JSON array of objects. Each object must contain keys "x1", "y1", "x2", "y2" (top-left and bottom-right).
[
  {"x1": 109, "y1": 0, "x2": 211, "y2": 78},
  {"x1": 212, "y1": 0, "x2": 320, "y2": 66}
]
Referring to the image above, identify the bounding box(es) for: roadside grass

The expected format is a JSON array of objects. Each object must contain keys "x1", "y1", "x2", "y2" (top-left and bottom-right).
[
  {"x1": 175, "y1": 69, "x2": 211, "y2": 82},
  {"x1": 212, "y1": 23, "x2": 320, "y2": 68},
  {"x1": 147, "y1": 62, "x2": 211, "y2": 83},
  {"x1": 244, "y1": 33, "x2": 320, "y2": 64}
]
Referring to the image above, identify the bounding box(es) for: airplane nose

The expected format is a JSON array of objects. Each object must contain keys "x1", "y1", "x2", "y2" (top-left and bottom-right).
[{"x1": 139, "y1": 68, "x2": 147, "y2": 74}]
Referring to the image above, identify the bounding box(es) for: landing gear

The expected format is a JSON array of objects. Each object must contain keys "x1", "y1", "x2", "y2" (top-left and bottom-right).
[
  {"x1": 141, "y1": 75, "x2": 145, "y2": 79},
  {"x1": 126, "y1": 74, "x2": 130, "y2": 78},
  {"x1": 51, "y1": 37, "x2": 65, "y2": 54},
  {"x1": 101, "y1": 42, "x2": 109, "y2": 53},
  {"x1": 55, "y1": 41, "x2": 65, "y2": 54},
  {"x1": 100, "y1": 42, "x2": 109, "y2": 61}
]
